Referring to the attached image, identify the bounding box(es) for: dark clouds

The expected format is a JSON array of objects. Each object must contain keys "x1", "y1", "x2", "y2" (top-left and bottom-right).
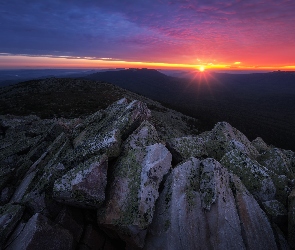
[{"x1": 0, "y1": 0, "x2": 294, "y2": 65}]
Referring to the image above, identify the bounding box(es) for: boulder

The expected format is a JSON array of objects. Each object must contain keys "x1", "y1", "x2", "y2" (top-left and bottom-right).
[
  {"x1": 166, "y1": 121, "x2": 259, "y2": 164},
  {"x1": 203, "y1": 122, "x2": 259, "y2": 160},
  {"x1": 98, "y1": 143, "x2": 172, "y2": 248},
  {"x1": 73, "y1": 99, "x2": 151, "y2": 160},
  {"x1": 251, "y1": 137, "x2": 270, "y2": 153},
  {"x1": 0, "y1": 204, "x2": 24, "y2": 246},
  {"x1": 221, "y1": 149, "x2": 276, "y2": 202},
  {"x1": 262, "y1": 200, "x2": 288, "y2": 233},
  {"x1": 257, "y1": 148, "x2": 293, "y2": 179},
  {"x1": 166, "y1": 136, "x2": 208, "y2": 163},
  {"x1": 145, "y1": 158, "x2": 245, "y2": 250},
  {"x1": 53, "y1": 155, "x2": 108, "y2": 209},
  {"x1": 230, "y1": 174, "x2": 278, "y2": 250},
  {"x1": 6, "y1": 213, "x2": 74, "y2": 250},
  {"x1": 122, "y1": 120, "x2": 159, "y2": 153}
]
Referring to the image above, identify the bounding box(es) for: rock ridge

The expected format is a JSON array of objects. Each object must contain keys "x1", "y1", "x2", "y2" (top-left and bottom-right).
[{"x1": 0, "y1": 98, "x2": 294, "y2": 249}]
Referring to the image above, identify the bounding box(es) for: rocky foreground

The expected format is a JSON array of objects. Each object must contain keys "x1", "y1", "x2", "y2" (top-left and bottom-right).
[{"x1": 0, "y1": 98, "x2": 294, "y2": 250}]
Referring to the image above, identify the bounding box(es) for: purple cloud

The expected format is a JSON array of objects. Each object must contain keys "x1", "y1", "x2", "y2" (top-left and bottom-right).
[{"x1": 0, "y1": 0, "x2": 294, "y2": 65}]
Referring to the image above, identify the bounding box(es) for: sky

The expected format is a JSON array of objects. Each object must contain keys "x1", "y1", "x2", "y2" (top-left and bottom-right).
[{"x1": 0, "y1": 0, "x2": 295, "y2": 70}]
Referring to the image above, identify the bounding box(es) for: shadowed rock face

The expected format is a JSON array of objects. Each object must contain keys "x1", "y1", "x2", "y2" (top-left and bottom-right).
[{"x1": 0, "y1": 98, "x2": 294, "y2": 249}]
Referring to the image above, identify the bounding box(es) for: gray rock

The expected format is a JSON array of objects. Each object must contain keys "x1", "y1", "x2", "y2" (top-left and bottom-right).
[
  {"x1": 203, "y1": 121, "x2": 259, "y2": 160},
  {"x1": 251, "y1": 137, "x2": 270, "y2": 153},
  {"x1": 74, "y1": 129, "x2": 122, "y2": 159},
  {"x1": 6, "y1": 213, "x2": 74, "y2": 250},
  {"x1": 166, "y1": 136, "x2": 208, "y2": 163},
  {"x1": 73, "y1": 99, "x2": 151, "y2": 160},
  {"x1": 0, "y1": 187, "x2": 14, "y2": 205},
  {"x1": 262, "y1": 199, "x2": 288, "y2": 235},
  {"x1": 53, "y1": 154, "x2": 108, "y2": 209},
  {"x1": 122, "y1": 120, "x2": 159, "y2": 153},
  {"x1": 221, "y1": 149, "x2": 276, "y2": 202},
  {"x1": 0, "y1": 204, "x2": 24, "y2": 246},
  {"x1": 230, "y1": 174, "x2": 278, "y2": 250},
  {"x1": 257, "y1": 148, "x2": 293, "y2": 179},
  {"x1": 145, "y1": 158, "x2": 245, "y2": 250},
  {"x1": 166, "y1": 121, "x2": 259, "y2": 164},
  {"x1": 98, "y1": 143, "x2": 172, "y2": 248}
]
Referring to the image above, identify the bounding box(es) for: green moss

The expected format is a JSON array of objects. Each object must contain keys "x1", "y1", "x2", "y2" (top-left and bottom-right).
[
  {"x1": 114, "y1": 149, "x2": 143, "y2": 227},
  {"x1": 221, "y1": 149, "x2": 274, "y2": 201},
  {"x1": 185, "y1": 166, "x2": 200, "y2": 210}
]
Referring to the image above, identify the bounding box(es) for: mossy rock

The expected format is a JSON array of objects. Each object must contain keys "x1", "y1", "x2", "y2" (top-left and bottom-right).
[{"x1": 221, "y1": 149, "x2": 276, "y2": 202}]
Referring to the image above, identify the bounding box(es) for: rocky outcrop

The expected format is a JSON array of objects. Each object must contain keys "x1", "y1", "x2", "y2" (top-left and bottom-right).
[
  {"x1": 0, "y1": 98, "x2": 294, "y2": 249},
  {"x1": 98, "y1": 125, "x2": 172, "y2": 248},
  {"x1": 221, "y1": 149, "x2": 276, "y2": 202},
  {"x1": 6, "y1": 213, "x2": 74, "y2": 250},
  {"x1": 53, "y1": 154, "x2": 108, "y2": 208},
  {"x1": 167, "y1": 121, "x2": 259, "y2": 163},
  {"x1": 145, "y1": 158, "x2": 246, "y2": 250},
  {"x1": 230, "y1": 175, "x2": 278, "y2": 249}
]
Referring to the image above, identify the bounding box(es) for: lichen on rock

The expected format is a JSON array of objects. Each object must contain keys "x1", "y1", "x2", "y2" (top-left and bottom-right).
[
  {"x1": 53, "y1": 154, "x2": 108, "y2": 209},
  {"x1": 221, "y1": 149, "x2": 276, "y2": 202}
]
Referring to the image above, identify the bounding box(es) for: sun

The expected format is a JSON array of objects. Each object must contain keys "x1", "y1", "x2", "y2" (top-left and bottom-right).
[{"x1": 199, "y1": 66, "x2": 205, "y2": 72}]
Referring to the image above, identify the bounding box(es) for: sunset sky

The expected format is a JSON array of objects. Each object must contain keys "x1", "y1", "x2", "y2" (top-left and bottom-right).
[{"x1": 0, "y1": 0, "x2": 295, "y2": 70}]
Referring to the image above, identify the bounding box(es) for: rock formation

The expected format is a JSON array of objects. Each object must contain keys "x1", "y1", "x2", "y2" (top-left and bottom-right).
[{"x1": 0, "y1": 98, "x2": 294, "y2": 249}]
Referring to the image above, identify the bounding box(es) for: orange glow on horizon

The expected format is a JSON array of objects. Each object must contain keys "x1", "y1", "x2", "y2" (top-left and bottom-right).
[{"x1": 0, "y1": 54, "x2": 295, "y2": 71}]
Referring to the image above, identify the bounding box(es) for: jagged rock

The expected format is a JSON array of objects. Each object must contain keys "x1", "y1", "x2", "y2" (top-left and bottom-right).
[
  {"x1": 256, "y1": 148, "x2": 294, "y2": 206},
  {"x1": 204, "y1": 121, "x2": 259, "y2": 160},
  {"x1": 230, "y1": 174, "x2": 278, "y2": 250},
  {"x1": 0, "y1": 97, "x2": 293, "y2": 249},
  {"x1": 53, "y1": 154, "x2": 108, "y2": 209},
  {"x1": 74, "y1": 129, "x2": 121, "y2": 159},
  {"x1": 289, "y1": 189, "x2": 295, "y2": 249},
  {"x1": 0, "y1": 204, "x2": 24, "y2": 246},
  {"x1": 166, "y1": 136, "x2": 207, "y2": 163},
  {"x1": 145, "y1": 158, "x2": 246, "y2": 250},
  {"x1": 16, "y1": 133, "x2": 72, "y2": 215},
  {"x1": 9, "y1": 131, "x2": 70, "y2": 205},
  {"x1": 251, "y1": 137, "x2": 270, "y2": 153},
  {"x1": 73, "y1": 99, "x2": 151, "y2": 160},
  {"x1": 98, "y1": 143, "x2": 172, "y2": 248},
  {"x1": 10, "y1": 170, "x2": 36, "y2": 203},
  {"x1": 262, "y1": 200, "x2": 288, "y2": 233},
  {"x1": 166, "y1": 121, "x2": 258, "y2": 164},
  {"x1": 258, "y1": 148, "x2": 293, "y2": 179},
  {"x1": 282, "y1": 149, "x2": 295, "y2": 175},
  {"x1": 0, "y1": 187, "x2": 14, "y2": 205},
  {"x1": 6, "y1": 213, "x2": 74, "y2": 250},
  {"x1": 122, "y1": 120, "x2": 159, "y2": 153},
  {"x1": 221, "y1": 149, "x2": 276, "y2": 202}
]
